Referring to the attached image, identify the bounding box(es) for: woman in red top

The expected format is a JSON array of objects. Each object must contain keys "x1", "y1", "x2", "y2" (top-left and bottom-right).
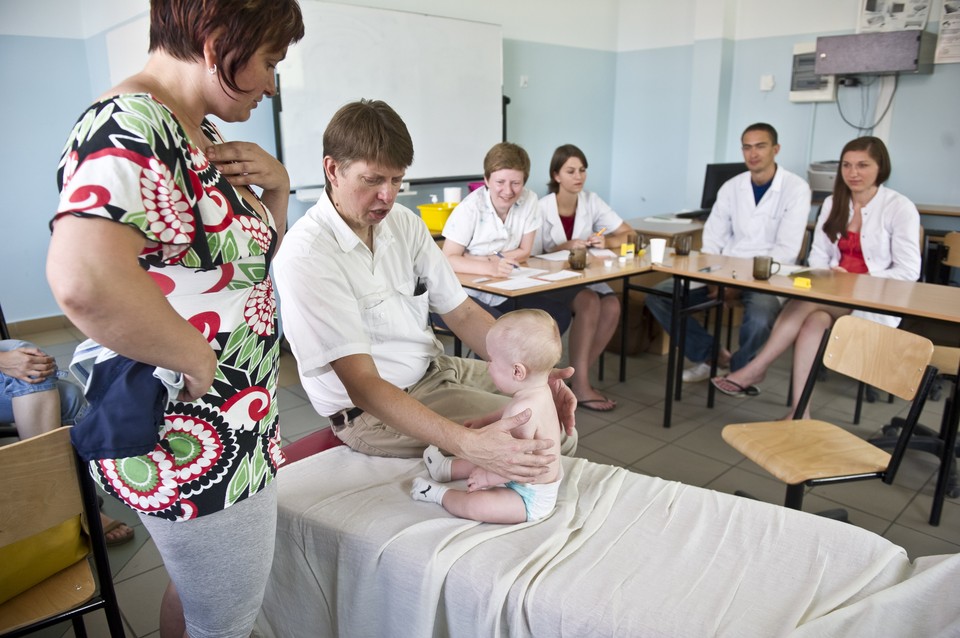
[{"x1": 711, "y1": 137, "x2": 921, "y2": 416}]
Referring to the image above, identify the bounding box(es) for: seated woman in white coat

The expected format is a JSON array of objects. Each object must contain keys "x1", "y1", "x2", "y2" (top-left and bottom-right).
[
  {"x1": 711, "y1": 136, "x2": 921, "y2": 416},
  {"x1": 538, "y1": 144, "x2": 634, "y2": 411},
  {"x1": 441, "y1": 142, "x2": 574, "y2": 336}
]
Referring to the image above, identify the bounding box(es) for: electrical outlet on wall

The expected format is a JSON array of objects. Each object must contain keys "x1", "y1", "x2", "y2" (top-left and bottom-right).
[{"x1": 519, "y1": 75, "x2": 529, "y2": 88}]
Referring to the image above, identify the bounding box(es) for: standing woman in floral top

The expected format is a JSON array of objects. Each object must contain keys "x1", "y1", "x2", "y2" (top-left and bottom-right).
[{"x1": 46, "y1": 1, "x2": 303, "y2": 636}]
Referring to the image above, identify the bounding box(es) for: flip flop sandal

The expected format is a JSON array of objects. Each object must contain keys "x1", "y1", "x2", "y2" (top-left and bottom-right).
[
  {"x1": 102, "y1": 519, "x2": 135, "y2": 546},
  {"x1": 710, "y1": 376, "x2": 760, "y2": 398},
  {"x1": 578, "y1": 398, "x2": 617, "y2": 412}
]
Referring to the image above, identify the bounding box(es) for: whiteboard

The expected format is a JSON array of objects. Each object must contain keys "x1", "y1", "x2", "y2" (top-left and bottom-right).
[{"x1": 277, "y1": 2, "x2": 503, "y2": 191}]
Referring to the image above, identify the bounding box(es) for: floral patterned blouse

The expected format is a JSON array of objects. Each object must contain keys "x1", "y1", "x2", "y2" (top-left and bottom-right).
[{"x1": 54, "y1": 94, "x2": 282, "y2": 521}]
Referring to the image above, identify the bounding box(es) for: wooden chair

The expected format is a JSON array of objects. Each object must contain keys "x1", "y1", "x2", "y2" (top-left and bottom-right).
[
  {"x1": 722, "y1": 315, "x2": 937, "y2": 517},
  {"x1": 935, "y1": 230, "x2": 960, "y2": 285},
  {"x1": 0, "y1": 427, "x2": 125, "y2": 637}
]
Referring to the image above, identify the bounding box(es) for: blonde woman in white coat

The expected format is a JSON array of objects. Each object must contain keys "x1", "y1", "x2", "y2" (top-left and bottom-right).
[
  {"x1": 538, "y1": 144, "x2": 633, "y2": 411},
  {"x1": 712, "y1": 137, "x2": 920, "y2": 417}
]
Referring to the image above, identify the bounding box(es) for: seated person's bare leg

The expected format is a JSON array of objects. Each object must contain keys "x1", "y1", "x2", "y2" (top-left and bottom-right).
[
  {"x1": 568, "y1": 291, "x2": 615, "y2": 408},
  {"x1": 11, "y1": 390, "x2": 60, "y2": 439}
]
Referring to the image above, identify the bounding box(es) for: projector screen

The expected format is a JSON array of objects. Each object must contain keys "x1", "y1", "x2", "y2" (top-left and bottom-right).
[{"x1": 276, "y1": 2, "x2": 503, "y2": 191}]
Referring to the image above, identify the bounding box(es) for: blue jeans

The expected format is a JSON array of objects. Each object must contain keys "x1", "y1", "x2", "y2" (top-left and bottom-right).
[
  {"x1": 0, "y1": 340, "x2": 85, "y2": 424},
  {"x1": 645, "y1": 279, "x2": 782, "y2": 372}
]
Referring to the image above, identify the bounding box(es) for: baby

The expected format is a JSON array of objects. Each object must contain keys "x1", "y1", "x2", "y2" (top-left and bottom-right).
[{"x1": 411, "y1": 309, "x2": 563, "y2": 524}]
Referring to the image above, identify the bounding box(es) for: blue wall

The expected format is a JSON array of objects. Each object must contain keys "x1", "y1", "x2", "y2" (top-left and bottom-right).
[
  {"x1": 503, "y1": 39, "x2": 617, "y2": 201},
  {"x1": 610, "y1": 44, "x2": 694, "y2": 217},
  {"x1": 1, "y1": 36, "x2": 94, "y2": 322}
]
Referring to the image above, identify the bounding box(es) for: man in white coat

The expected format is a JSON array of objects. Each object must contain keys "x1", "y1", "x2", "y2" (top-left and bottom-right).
[{"x1": 646, "y1": 123, "x2": 812, "y2": 383}]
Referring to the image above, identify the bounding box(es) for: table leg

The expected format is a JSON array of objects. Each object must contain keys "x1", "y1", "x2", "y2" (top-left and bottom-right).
[
  {"x1": 930, "y1": 375, "x2": 959, "y2": 525},
  {"x1": 663, "y1": 277, "x2": 683, "y2": 428},
  {"x1": 620, "y1": 278, "x2": 630, "y2": 382},
  {"x1": 674, "y1": 279, "x2": 688, "y2": 402},
  {"x1": 708, "y1": 286, "x2": 724, "y2": 408}
]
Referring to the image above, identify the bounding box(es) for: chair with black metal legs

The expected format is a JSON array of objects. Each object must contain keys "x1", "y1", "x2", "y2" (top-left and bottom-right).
[
  {"x1": 0, "y1": 427, "x2": 126, "y2": 637},
  {"x1": 722, "y1": 315, "x2": 937, "y2": 521},
  {"x1": 869, "y1": 346, "x2": 960, "y2": 526}
]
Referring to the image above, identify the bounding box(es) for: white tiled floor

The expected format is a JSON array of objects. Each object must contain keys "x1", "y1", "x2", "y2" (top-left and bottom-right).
[{"x1": 8, "y1": 324, "x2": 959, "y2": 637}]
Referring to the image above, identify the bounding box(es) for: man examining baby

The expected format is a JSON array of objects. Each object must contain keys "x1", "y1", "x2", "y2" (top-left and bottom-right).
[{"x1": 273, "y1": 99, "x2": 577, "y2": 483}]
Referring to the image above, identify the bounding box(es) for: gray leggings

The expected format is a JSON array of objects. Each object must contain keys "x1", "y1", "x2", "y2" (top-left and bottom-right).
[{"x1": 139, "y1": 481, "x2": 278, "y2": 638}]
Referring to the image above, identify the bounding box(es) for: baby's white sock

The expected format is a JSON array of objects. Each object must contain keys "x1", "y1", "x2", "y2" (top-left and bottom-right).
[
  {"x1": 411, "y1": 477, "x2": 447, "y2": 505},
  {"x1": 423, "y1": 445, "x2": 453, "y2": 482}
]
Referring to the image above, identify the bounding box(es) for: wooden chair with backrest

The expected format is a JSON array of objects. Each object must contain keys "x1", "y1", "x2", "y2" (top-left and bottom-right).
[
  {"x1": 722, "y1": 315, "x2": 937, "y2": 516},
  {"x1": 846, "y1": 225, "x2": 925, "y2": 423},
  {"x1": 0, "y1": 427, "x2": 125, "y2": 637}
]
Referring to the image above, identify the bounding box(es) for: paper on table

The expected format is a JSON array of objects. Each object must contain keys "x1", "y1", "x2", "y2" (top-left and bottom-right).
[
  {"x1": 642, "y1": 216, "x2": 693, "y2": 224},
  {"x1": 589, "y1": 248, "x2": 617, "y2": 258},
  {"x1": 537, "y1": 270, "x2": 584, "y2": 281},
  {"x1": 486, "y1": 278, "x2": 546, "y2": 291},
  {"x1": 510, "y1": 267, "x2": 548, "y2": 278},
  {"x1": 535, "y1": 250, "x2": 572, "y2": 261},
  {"x1": 778, "y1": 264, "x2": 810, "y2": 276}
]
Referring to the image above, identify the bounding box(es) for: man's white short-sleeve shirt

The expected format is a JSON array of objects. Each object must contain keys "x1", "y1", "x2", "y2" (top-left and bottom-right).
[{"x1": 273, "y1": 192, "x2": 467, "y2": 416}]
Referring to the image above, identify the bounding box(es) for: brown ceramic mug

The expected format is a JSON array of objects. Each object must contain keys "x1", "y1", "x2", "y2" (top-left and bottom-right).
[{"x1": 753, "y1": 255, "x2": 781, "y2": 280}]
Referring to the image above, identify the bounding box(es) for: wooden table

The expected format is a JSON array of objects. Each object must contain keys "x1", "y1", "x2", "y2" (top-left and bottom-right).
[
  {"x1": 457, "y1": 252, "x2": 652, "y2": 299},
  {"x1": 656, "y1": 253, "x2": 960, "y2": 323},
  {"x1": 652, "y1": 253, "x2": 960, "y2": 425}
]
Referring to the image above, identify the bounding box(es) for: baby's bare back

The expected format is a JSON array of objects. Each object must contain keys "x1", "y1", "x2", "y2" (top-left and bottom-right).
[{"x1": 504, "y1": 385, "x2": 562, "y2": 482}]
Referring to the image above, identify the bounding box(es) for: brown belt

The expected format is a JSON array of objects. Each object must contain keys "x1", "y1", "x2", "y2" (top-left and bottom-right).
[{"x1": 329, "y1": 406, "x2": 364, "y2": 428}]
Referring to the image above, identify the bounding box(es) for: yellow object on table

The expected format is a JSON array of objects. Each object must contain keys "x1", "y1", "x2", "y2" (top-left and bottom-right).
[
  {"x1": 417, "y1": 202, "x2": 458, "y2": 233},
  {"x1": 794, "y1": 276, "x2": 812, "y2": 289}
]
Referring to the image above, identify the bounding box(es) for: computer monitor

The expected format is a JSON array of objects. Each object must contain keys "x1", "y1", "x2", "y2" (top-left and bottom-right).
[{"x1": 700, "y1": 162, "x2": 748, "y2": 210}]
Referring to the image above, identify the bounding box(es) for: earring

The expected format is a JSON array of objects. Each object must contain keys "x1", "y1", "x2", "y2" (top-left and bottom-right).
[{"x1": 208, "y1": 64, "x2": 217, "y2": 75}]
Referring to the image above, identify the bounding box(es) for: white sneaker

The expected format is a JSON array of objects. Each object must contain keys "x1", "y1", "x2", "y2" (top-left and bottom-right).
[{"x1": 682, "y1": 362, "x2": 729, "y2": 383}]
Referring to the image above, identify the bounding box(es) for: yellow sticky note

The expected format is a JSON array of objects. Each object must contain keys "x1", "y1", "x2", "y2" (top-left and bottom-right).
[{"x1": 793, "y1": 276, "x2": 812, "y2": 289}]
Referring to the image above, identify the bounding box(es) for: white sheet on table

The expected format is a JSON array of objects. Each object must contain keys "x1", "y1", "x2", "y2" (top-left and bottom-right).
[
  {"x1": 509, "y1": 267, "x2": 547, "y2": 278},
  {"x1": 536, "y1": 270, "x2": 583, "y2": 281},
  {"x1": 485, "y1": 278, "x2": 546, "y2": 291},
  {"x1": 256, "y1": 448, "x2": 960, "y2": 638},
  {"x1": 535, "y1": 250, "x2": 572, "y2": 261}
]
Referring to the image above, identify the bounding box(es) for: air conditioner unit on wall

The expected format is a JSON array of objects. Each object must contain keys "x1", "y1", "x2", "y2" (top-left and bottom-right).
[{"x1": 814, "y1": 30, "x2": 937, "y2": 76}]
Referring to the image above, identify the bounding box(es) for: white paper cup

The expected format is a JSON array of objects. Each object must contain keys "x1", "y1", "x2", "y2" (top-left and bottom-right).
[
  {"x1": 650, "y1": 238, "x2": 667, "y2": 263},
  {"x1": 443, "y1": 187, "x2": 462, "y2": 203}
]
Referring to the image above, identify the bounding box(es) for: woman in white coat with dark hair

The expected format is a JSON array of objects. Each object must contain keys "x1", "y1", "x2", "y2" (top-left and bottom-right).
[
  {"x1": 711, "y1": 136, "x2": 921, "y2": 417},
  {"x1": 538, "y1": 144, "x2": 633, "y2": 411}
]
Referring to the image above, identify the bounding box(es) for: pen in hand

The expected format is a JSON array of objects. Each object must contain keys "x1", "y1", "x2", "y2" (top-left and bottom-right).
[{"x1": 495, "y1": 251, "x2": 519, "y2": 269}]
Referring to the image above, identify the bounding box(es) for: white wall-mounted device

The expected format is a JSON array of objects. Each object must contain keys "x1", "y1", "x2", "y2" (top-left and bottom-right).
[{"x1": 789, "y1": 42, "x2": 836, "y2": 103}]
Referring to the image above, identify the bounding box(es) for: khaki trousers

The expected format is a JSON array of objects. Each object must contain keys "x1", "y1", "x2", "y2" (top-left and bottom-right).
[{"x1": 334, "y1": 355, "x2": 578, "y2": 458}]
